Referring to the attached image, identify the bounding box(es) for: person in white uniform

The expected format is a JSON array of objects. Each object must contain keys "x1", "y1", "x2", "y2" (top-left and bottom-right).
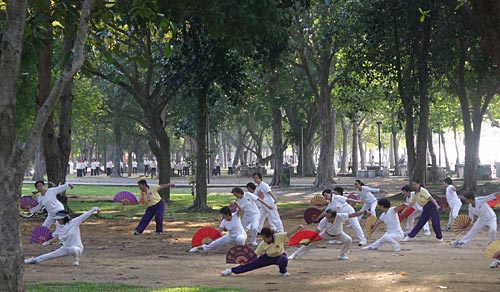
[
  {"x1": 353, "y1": 180, "x2": 387, "y2": 221},
  {"x1": 30, "y1": 181, "x2": 73, "y2": 228},
  {"x1": 25, "y1": 207, "x2": 100, "y2": 266},
  {"x1": 288, "y1": 208, "x2": 368, "y2": 260},
  {"x1": 363, "y1": 198, "x2": 405, "y2": 252},
  {"x1": 320, "y1": 188, "x2": 367, "y2": 246},
  {"x1": 189, "y1": 205, "x2": 247, "y2": 252},
  {"x1": 451, "y1": 192, "x2": 497, "y2": 247},
  {"x1": 253, "y1": 172, "x2": 284, "y2": 233},
  {"x1": 231, "y1": 186, "x2": 272, "y2": 246},
  {"x1": 401, "y1": 184, "x2": 431, "y2": 236},
  {"x1": 443, "y1": 177, "x2": 463, "y2": 231}
]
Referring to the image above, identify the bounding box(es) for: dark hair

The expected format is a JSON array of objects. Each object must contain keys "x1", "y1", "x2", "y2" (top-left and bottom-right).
[
  {"x1": 464, "y1": 192, "x2": 476, "y2": 200},
  {"x1": 322, "y1": 189, "x2": 332, "y2": 196},
  {"x1": 221, "y1": 206, "x2": 232, "y2": 215},
  {"x1": 325, "y1": 209, "x2": 337, "y2": 218},
  {"x1": 378, "y1": 198, "x2": 391, "y2": 209},
  {"x1": 355, "y1": 180, "x2": 365, "y2": 186},
  {"x1": 252, "y1": 172, "x2": 262, "y2": 180},
  {"x1": 55, "y1": 210, "x2": 71, "y2": 224},
  {"x1": 137, "y1": 179, "x2": 148, "y2": 187},
  {"x1": 333, "y1": 186, "x2": 344, "y2": 196},
  {"x1": 246, "y1": 182, "x2": 256, "y2": 191},
  {"x1": 34, "y1": 180, "x2": 45, "y2": 188},
  {"x1": 401, "y1": 184, "x2": 411, "y2": 192},
  {"x1": 443, "y1": 177, "x2": 453, "y2": 185},
  {"x1": 231, "y1": 187, "x2": 244, "y2": 195},
  {"x1": 259, "y1": 227, "x2": 274, "y2": 237}
]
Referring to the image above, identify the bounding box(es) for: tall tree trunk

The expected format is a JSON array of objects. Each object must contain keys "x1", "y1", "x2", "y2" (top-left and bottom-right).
[
  {"x1": 32, "y1": 140, "x2": 45, "y2": 181},
  {"x1": 270, "y1": 107, "x2": 284, "y2": 186},
  {"x1": 194, "y1": 89, "x2": 209, "y2": 210},
  {"x1": 441, "y1": 130, "x2": 450, "y2": 172},
  {"x1": 391, "y1": 108, "x2": 400, "y2": 176},
  {"x1": 352, "y1": 118, "x2": 359, "y2": 176},
  {"x1": 112, "y1": 95, "x2": 123, "y2": 177},
  {"x1": 340, "y1": 117, "x2": 350, "y2": 173}
]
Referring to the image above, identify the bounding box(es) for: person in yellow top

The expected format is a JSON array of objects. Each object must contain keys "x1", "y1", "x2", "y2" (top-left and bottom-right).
[
  {"x1": 133, "y1": 179, "x2": 175, "y2": 235},
  {"x1": 220, "y1": 225, "x2": 303, "y2": 277},
  {"x1": 402, "y1": 179, "x2": 443, "y2": 242}
]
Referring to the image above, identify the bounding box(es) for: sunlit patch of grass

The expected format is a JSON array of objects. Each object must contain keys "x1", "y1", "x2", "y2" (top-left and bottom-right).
[{"x1": 27, "y1": 282, "x2": 247, "y2": 292}]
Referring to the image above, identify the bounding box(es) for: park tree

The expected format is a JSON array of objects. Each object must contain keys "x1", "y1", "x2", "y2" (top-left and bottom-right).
[{"x1": 0, "y1": 0, "x2": 95, "y2": 289}]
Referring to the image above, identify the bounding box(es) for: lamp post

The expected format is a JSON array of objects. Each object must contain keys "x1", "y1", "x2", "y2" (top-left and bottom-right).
[{"x1": 376, "y1": 118, "x2": 382, "y2": 177}]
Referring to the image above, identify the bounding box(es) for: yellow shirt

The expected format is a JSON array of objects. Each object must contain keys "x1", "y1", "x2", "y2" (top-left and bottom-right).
[
  {"x1": 410, "y1": 187, "x2": 431, "y2": 207},
  {"x1": 145, "y1": 185, "x2": 162, "y2": 207},
  {"x1": 255, "y1": 232, "x2": 287, "y2": 257}
]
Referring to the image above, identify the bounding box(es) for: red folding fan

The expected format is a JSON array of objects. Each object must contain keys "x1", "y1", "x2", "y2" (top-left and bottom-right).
[
  {"x1": 487, "y1": 193, "x2": 500, "y2": 208},
  {"x1": 398, "y1": 206, "x2": 415, "y2": 222},
  {"x1": 363, "y1": 215, "x2": 378, "y2": 239},
  {"x1": 113, "y1": 191, "x2": 138, "y2": 205},
  {"x1": 226, "y1": 245, "x2": 258, "y2": 265},
  {"x1": 310, "y1": 195, "x2": 327, "y2": 207},
  {"x1": 30, "y1": 226, "x2": 53, "y2": 244},
  {"x1": 304, "y1": 207, "x2": 322, "y2": 224},
  {"x1": 191, "y1": 227, "x2": 222, "y2": 247},
  {"x1": 20, "y1": 196, "x2": 39, "y2": 210},
  {"x1": 347, "y1": 193, "x2": 358, "y2": 206},
  {"x1": 288, "y1": 230, "x2": 322, "y2": 246},
  {"x1": 438, "y1": 197, "x2": 449, "y2": 212}
]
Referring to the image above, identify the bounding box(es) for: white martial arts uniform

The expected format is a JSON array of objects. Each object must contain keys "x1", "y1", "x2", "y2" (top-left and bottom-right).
[
  {"x1": 445, "y1": 184, "x2": 463, "y2": 229},
  {"x1": 405, "y1": 192, "x2": 430, "y2": 233},
  {"x1": 365, "y1": 207, "x2": 404, "y2": 251},
  {"x1": 326, "y1": 195, "x2": 367, "y2": 244},
  {"x1": 356, "y1": 186, "x2": 379, "y2": 221},
  {"x1": 290, "y1": 213, "x2": 352, "y2": 259},
  {"x1": 32, "y1": 183, "x2": 71, "y2": 228},
  {"x1": 201, "y1": 211, "x2": 247, "y2": 251},
  {"x1": 459, "y1": 194, "x2": 497, "y2": 245},
  {"x1": 256, "y1": 181, "x2": 284, "y2": 232},
  {"x1": 26, "y1": 207, "x2": 99, "y2": 266},
  {"x1": 237, "y1": 192, "x2": 262, "y2": 244}
]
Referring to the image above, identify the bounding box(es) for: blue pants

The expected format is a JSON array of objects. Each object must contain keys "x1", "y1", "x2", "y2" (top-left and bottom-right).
[
  {"x1": 135, "y1": 200, "x2": 165, "y2": 233},
  {"x1": 231, "y1": 253, "x2": 288, "y2": 274},
  {"x1": 408, "y1": 201, "x2": 443, "y2": 239}
]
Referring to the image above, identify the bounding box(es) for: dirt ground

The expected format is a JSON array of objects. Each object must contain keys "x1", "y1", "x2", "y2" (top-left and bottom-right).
[{"x1": 22, "y1": 177, "x2": 500, "y2": 292}]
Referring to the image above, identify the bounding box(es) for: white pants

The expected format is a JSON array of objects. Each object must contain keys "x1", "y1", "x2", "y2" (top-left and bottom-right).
[
  {"x1": 242, "y1": 213, "x2": 260, "y2": 243},
  {"x1": 406, "y1": 209, "x2": 430, "y2": 232},
  {"x1": 202, "y1": 233, "x2": 247, "y2": 251},
  {"x1": 446, "y1": 201, "x2": 463, "y2": 228},
  {"x1": 367, "y1": 230, "x2": 404, "y2": 251},
  {"x1": 357, "y1": 200, "x2": 377, "y2": 221},
  {"x1": 461, "y1": 217, "x2": 497, "y2": 244},
  {"x1": 258, "y1": 205, "x2": 284, "y2": 233},
  {"x1": 42, "y1": 212, "x2": 57, "y2": 228},
  {"x1": 291, "y1": 231, "x2": 352, "y2": 258},
  {"x1": 33, "y1": 245, "x2": 82, "y2": 263}
]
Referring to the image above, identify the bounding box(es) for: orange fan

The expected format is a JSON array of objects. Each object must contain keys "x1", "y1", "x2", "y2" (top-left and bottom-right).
[
  {"x1": 486, "y1": 193, "x2": 500, "y2": 208},
  {"x1": 304, "y1": 207, "x2": 322, "y2": 224},
  {"x1": 310, "y1": 195, "x2": 327, "y2": 207},
  {"x1": 191, "y1": 227, "x2": 222, "y2": 247},
  {"x1": 226, "y1": 245, "x2": 258, "y2": 265},
  {"x1": 398, "y1": 206, "x2": 415, "y2": 222},
  {"x1": 452, "y1": 214, "x2": 472, "y2": 234},
  {"x1": 484, "y1": 240, "x2": 500, "y2": 259},
  {"x1": 288, "y1": 230, "x2": 322, "y2": 246},
  {"x1": 363, "y1": 215, "x2": 378, "y2": 239}
]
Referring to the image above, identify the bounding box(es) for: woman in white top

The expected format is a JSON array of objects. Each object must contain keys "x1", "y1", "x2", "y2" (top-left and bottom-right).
[
  {"x1": 443, "y1": 177, "x2": 463, "y2": 231},
  {"x1": 31, "y1": 181, "x2": 73, "y2": 228},
  {"x1": 354, "y1": 180, "x2": 388, "y2": 221},
  {"x1": 363, "y1": 198, "x2": 405, "y2": 252}
]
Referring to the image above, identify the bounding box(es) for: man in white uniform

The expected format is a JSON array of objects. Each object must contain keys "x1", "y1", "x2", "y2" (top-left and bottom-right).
[
  {"x1": 189, "y1": 205, "x2": 247, "y2": 252},
  {"x1": 31, "y1": 181, "x2": 73, "y2": 228},
  {"x1": 363, "y1": 198, "x2": 405, "y2": 252},
  {"x1": 253, "y1": 172, "x2": 284, "y2": 233},
  {"x1": 443, "y1": 177, "x2": 463, "y2": 231},
  {"x1": 25, "y1": 207, "x2": 100, "y2": 266}
]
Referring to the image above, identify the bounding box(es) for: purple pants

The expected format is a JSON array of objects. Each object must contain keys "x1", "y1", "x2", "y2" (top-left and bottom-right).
[
  {"x1": 408, "y1": 201, "x2": 442, "y2": 239},
  {"x1": 135, "y1": 200, "x2": 165, "y2": 233},
  {"x1": 231, "y1": 253, "x2": 288, "y2": 274}
]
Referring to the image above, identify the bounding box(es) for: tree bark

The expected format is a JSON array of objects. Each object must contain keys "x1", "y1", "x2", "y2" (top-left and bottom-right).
[{"x1": 194, "y1": 89, "x2": 209, "y2": 210}]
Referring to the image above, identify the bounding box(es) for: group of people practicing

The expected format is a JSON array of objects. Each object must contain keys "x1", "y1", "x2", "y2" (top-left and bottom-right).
[{"x1": 23, "y1": 174, "x2": 499, "y2": 274}]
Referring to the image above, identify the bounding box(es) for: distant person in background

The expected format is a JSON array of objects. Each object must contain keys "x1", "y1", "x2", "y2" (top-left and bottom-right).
[
  {"x1": 150, "y1": 159, "x2": 157, "y2": 178},
  {"x1": 106, "y1": 159, "x2": 113, "y2": 176},
  {"x1": 215, "y1": 158, "x2": 221, "y2": 176},
  {"x1": 228, "y1": 159, "x2": 234, "y2": 175},
  {"x1": 143, "y1": 157, "x2": 150, "y2": 176},
  {"x1": 75, "y1": 159, "x2": 83, "y2": 178},
  {"x1": 132, "y1": 160, "x2": 138, "y2": 175},
  {"x1": 83, "y1": 160, "x2": 88, "y2": 176}
]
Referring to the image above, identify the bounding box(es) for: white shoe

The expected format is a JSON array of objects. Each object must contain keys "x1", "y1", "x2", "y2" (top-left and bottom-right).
[
  {"x1": 221, "y1": 268, "x2": 233, "y2": 276},
  {"x1": 288, "y1": 253, "x2": 296, "y2": 260},
  {"x1": 251, "y1": 242, "x2": 258, "y2": 247},
  {"x1": 358, "y1": 240, "x2": 367, "y2": 246},
  {"x1": 73, "y1": 257, "x2": 80, "y2": 266},
  {"x1": 393, "y1": 245, "x2": 401, "y2": 252},
  {"x1": 450, "y1": 240, "x2": 463, "y2": 248},
  {"x1": 436, "y1": 237, "x2": 444, "y2": 242},
  {"x1": 363, "y1": 245, "x2": 377, "y2": 250},
  {"x1": 24, "y1": 257, "x2": 37, "y2": 264},
  {"x1": 188, "y1": 247, "x2": 199, "y2": 253},
  {"x1": 281, "y1": 272, "x2": 290, "y2": 276},
  {"x1": 338, "y1": 254, "x2": 349, "y2": 260},
  {"x1": 402, "y1": 236, "x2": 411, "y2": 242},
  {"x1": 329, "y1": 240, "x2": 341, "y2": 244},
  {"x1": 489, "y1": 260, "x2": 500, "y2": 268},
  {"x1": 423, "y1": 231, "x2": 431, "y2": 236}
]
